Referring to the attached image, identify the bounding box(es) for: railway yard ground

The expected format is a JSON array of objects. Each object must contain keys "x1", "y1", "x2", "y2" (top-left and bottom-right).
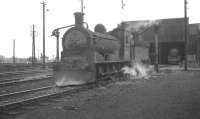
[{"x1": 1, "y1": 65, "x2": 200, "y2": 119}]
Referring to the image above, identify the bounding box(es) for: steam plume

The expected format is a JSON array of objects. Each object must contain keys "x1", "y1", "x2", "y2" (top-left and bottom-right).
[{"x1": 122, "y1": 62, "x2": 153, "y2": 79}]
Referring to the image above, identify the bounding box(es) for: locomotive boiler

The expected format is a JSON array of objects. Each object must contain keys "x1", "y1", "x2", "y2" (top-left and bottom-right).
[{"x1": 54, "y1": 12, "x2": 133, "y2": 86}]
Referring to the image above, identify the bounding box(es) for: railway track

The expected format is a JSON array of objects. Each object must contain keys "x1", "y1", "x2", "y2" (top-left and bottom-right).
[
  {"x1": 0, "y1": 72, "x2": 165, "y2": 115},
  {"x1": 0, "y1": 85, "x2": 55, "y2": 105},
  {"x1": 0, "y1": 69, "x2": 131, "y2": 115},
  {"x1": 0, "y1": 69, "x2": 52, "y2": 79},
  {"x1": 0, "y1": 75, "x2": 53, "y2": 96},
  {"x1": 0, "y1": 69, "x2": 53, "y2": 96},
  {"x1": 0, "y1": 75, "x2": 114, "y2": 113},
  {"x1": 0, "y1": 84, "x2": 82, "y2": 112},
  {"x1": 0, "y1": 73, "x2": 57, "y2": 111},
  {"x1": 0, "y1": 75, "x2": 52, "y2": 87},
  {"x1": 0, "y1": 70, "x2": 83, "y2": 113},
  {"x1": 0, "y1": 85, "x2": 53, "y2": 100}
]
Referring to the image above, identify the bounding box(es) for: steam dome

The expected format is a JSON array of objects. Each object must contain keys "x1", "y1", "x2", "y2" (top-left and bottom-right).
[{"x1": 94, "y1": 24, "x2": 107, "y2": 33}]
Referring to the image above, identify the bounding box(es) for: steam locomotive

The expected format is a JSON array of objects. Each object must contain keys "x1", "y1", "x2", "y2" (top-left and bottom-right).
[{"x1": 53, "y1": 12, "x2": 134, "y2": 86}]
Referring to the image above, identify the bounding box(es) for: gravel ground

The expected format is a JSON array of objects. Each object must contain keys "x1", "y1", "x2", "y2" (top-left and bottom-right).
[{"x1": 8, "y1": 71, "x2": 200, "y2": 119}]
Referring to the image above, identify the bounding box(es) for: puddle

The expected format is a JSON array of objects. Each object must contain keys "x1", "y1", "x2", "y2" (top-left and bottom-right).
[
  {"x1": 62, "y1": 105, "x2": 79, "y2": 110},
  {"x1": 115, "y1": 81, "x2": 135, "y2": 86}
]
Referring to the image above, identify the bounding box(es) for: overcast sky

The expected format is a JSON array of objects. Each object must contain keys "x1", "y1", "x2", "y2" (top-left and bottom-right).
[{"x1": 0, "y1": 0, "x2": 199, "y2": 58}]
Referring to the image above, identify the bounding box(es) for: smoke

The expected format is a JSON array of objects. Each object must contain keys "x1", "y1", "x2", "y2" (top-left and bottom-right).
[
  {"x1": 127, "y1": 19, "x2": 162, "y2": 34},
  {"x1": 122, "y1": 62, "x2": 153, "y2": 79},
  {"x1": 55, "y1": 62, "x2": 153, "y2": 86}
]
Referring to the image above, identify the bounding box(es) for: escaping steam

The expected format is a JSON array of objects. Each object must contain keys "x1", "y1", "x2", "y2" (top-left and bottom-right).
[
  {"x1": 56, "y1": 77, "x2": 84, "y2": 86},
  {"x1": 122, "y1": 62, "x2": 153, "y2": 79}
]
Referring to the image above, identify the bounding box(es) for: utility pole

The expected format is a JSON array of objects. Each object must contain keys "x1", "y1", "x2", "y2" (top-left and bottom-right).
[
  {"x1": 13, "y1": 39, "x2": 15, "y2": 64},
  {"x1": 197, "y1": 26, "x2": 200, "y2": 65},
  {"x1": 184, "y1": 0, "x2": 188, "y2": 71},
  {"x1": 153, "y1": 22, "x2": 160, "y2": 73},
  {"x1": 32, "y1": 24, "x2": 36, "y2": 65},
  {"x1": 56, "y1": 30, "x2": 59, "y2": 62},
  {"x1": 41, "y1": 1, "x2": 46, "y2": 67},
  {"x1": 38, "y1": 48, "x2": 40, "y2": 61},
  {"x1": 121, "y1": 0, "x2": 125, "y2": 9}
]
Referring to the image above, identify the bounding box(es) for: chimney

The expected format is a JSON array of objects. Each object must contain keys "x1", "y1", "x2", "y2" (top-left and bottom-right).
[{"x1": 74, "y1": 12, "x2": 84, "y2": 27}]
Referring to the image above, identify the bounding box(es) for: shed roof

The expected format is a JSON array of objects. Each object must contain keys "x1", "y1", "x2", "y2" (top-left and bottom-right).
[{"x1": 123, "y1": 18, "x2": 185, "y2": 43}]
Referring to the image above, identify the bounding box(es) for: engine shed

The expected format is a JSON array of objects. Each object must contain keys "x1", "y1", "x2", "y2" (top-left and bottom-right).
[{"x1": 119, "y1": 18, "x2": 200, "y2": 65}]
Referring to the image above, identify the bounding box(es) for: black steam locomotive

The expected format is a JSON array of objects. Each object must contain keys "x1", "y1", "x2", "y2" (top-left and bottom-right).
[{"x1": 54, "y1": 12, "x2": 134, "y2": 86}]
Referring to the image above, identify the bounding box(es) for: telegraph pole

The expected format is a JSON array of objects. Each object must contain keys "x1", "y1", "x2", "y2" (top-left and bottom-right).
[
  {"x1": 41, "y1": 1, "x2": 46, "y2": 67},
  {"x1": 121, "y1": 0, "x2": 125, "y2": 9},
  {"x1": 32, "y1": 25, "x2": 36, "y2": 64},
  {"x1": 13, "y1": 39, "x2": 15, "y2": 64},
  {"x1": 38, "y1": 48, "x2": 40, "y2": 61},
  {"x1": 184, "y1": 0, "x2": 188, "y2": 71},
  {"x1": 56, "y1": 31, "x2": 59, "y2": 62},
  {"x1": 154, "y1": 23, "x2": 160, "y2": 73}
]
